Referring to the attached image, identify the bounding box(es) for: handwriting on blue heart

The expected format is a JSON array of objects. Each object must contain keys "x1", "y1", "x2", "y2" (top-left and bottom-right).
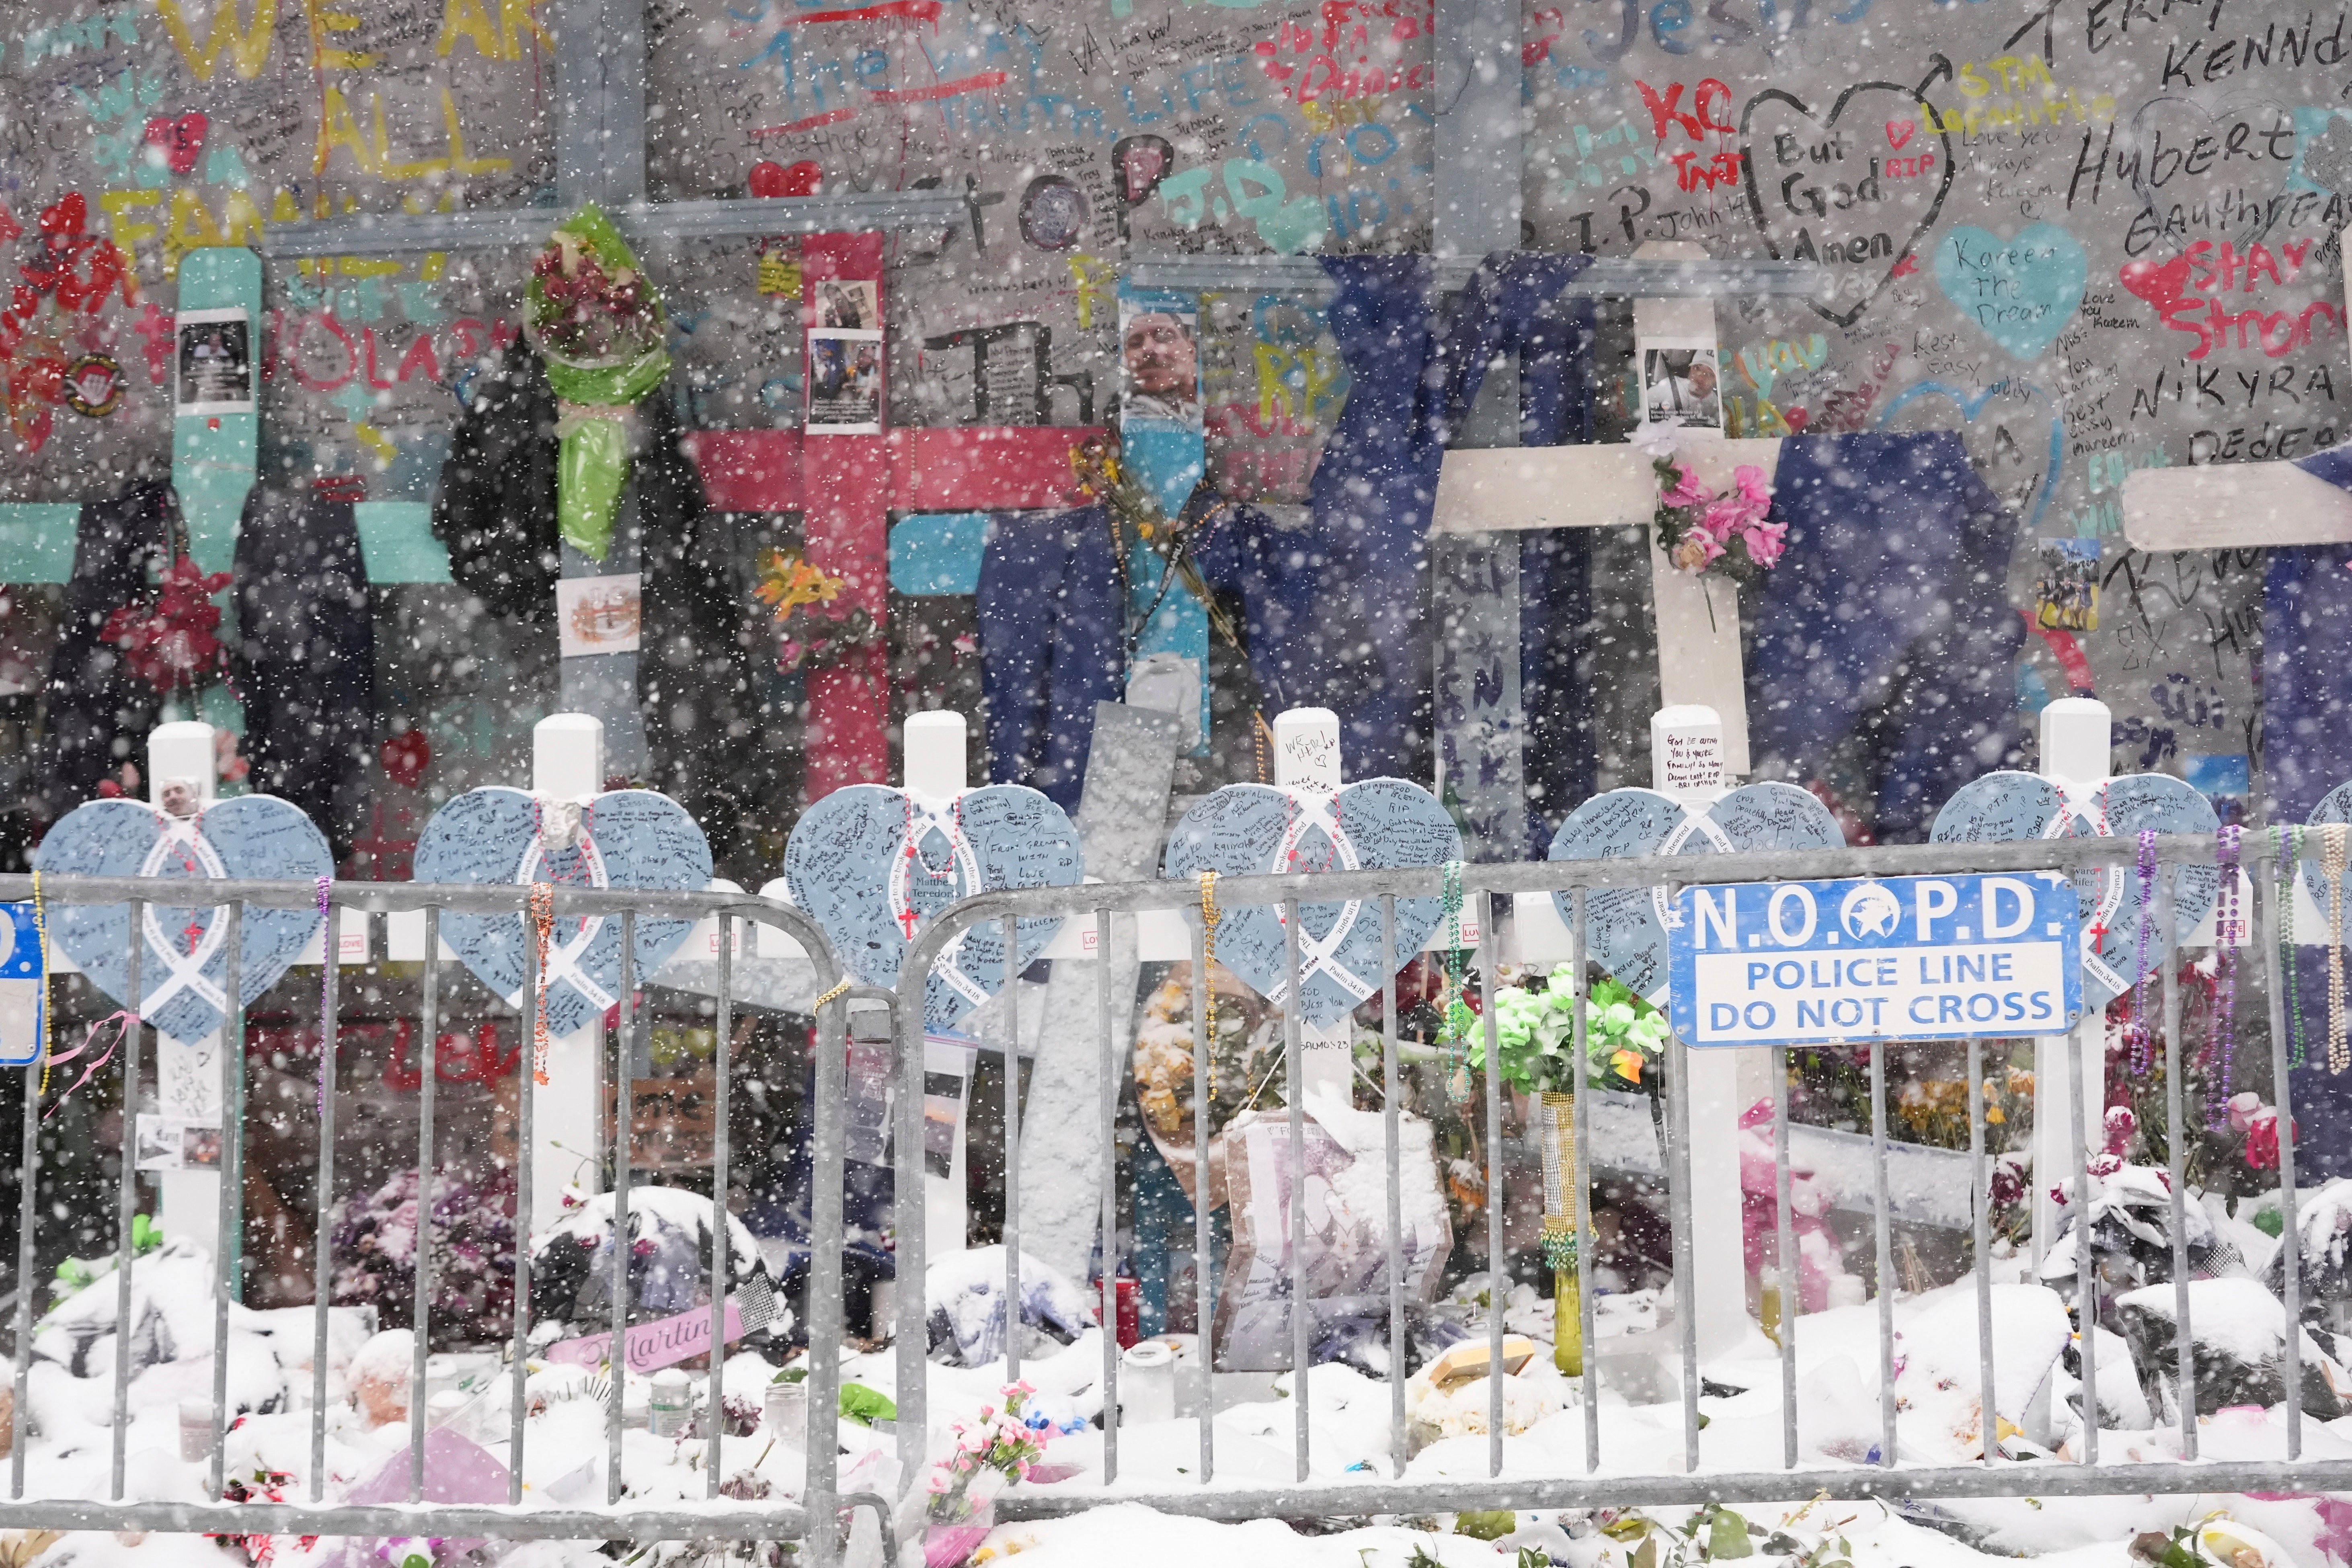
[
  {"x1": 35, "y1": 796, "x2": 331, "y2": 1043},
  {"x1": 1934, "y1": 224, "x2": 2087, "y2": 361},
  {"x1": 1162, "y1": 779, "x2": 1463, "y2": 1027},
  {"x1": 1931, "y1": 770, "x2": 2217, "y2": 1005},
  {"x1": 413, "y1": 788, "x2": 712, "y2": 1038},
  {"x1": 1548, "y1": 783, "x2": 1843, "y2": 1004},
  {"x1": 784, "y1": 784, "x2": 1082, "y2": 1032}
]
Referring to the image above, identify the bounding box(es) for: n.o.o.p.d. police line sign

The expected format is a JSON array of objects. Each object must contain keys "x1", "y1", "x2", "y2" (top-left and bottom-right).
[{"x1": 1667, "y1": 872, "x2": 2084, "y2": 1048}]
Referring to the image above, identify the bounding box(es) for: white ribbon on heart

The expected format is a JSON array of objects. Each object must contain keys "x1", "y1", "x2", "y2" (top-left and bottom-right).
[
  {"x1": 1649, "y1": 799, "x2": 1740, "y2": 933},
  {"x1": 134, "y1": 814, "x2": 232, "y2": 1018},
  {"x1": 2046, "y1": 778, "x2": 2131, "y2": 997},
  {"x1": 891, "y1": 792, "x2": 994, "y2": 1010},
  {"x1": 509, "y1": 821, "x2": 619, "y2": 1014},
  {"x1": 1259, "y1": 788, "x2": 1381, "y2": 1008}
]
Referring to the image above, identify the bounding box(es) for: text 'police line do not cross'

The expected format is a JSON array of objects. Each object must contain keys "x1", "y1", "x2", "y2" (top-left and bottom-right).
[{"x1": 1668, "y1": 873, "x2": 2086, "y2": 1049}]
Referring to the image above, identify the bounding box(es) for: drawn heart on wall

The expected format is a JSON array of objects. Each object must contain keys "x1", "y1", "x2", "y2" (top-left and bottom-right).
[
  {"x1": 35, "y1": 796, "x2": 331, "y2": 1043},
  {"x1": 2124, "y1": 95, "x2": 2300, "y2": 255},
  {"x1": 142, "y1": 113, "x2": 208, "y2": 177},
  {"x1": 783, "y1": 783, "x2": 1082, "y2": 1031},
  {"x1": 1875, "y1": 377, "x2": 2063, "y2": 533},
  {"x1": 1163, "y1": 779, "x2": 1463, "y2": 1027},
  {"x1": 412, "y1": 788, "x2": 714, "y2": 1038},
  {"x1": 1740, "y1": 83, "x2": 1955, "y2": 328},
  {"x1": 1931, "y1": 771, "x2": 2218, "y2": 1004},
  {"x1": 1933, "y1": 223, "x2": 2088, "y2": 361},
  {"x1": 1546, "y1": 782, "x2": 1844, "y2": 1004}
]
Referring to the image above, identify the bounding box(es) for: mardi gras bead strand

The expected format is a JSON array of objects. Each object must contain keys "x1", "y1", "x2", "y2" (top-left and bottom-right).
[
  {"x1": 2128, "y1": 829, "x2": 2159, "y2": 1078},
  {"x1": 2207, "y1": 825, "x2": 2241, "y2": 1130}
]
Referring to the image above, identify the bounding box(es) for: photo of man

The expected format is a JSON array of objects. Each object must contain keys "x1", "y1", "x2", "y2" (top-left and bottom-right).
[
  {"x1": 1120, "y1": 302, "x2": 1201, "y2": 426},
  {"x1": 175, "y1": 309, "x2": 253, "y2": 413},
  {"x1": 1642, "y1": 343, "x2": 1724, "y2": 433}
]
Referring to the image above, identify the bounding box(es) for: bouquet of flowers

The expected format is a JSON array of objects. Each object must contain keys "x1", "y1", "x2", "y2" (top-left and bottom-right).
[
  {"x1": 102, "y1": 554, "x2": 232, "y2": 701},
  {"x1": 1635, "y1": 423, "x2": 1787, "y2": 583},
  {"x1": 328, "y1": 1167, "x2": 516, "y2": 1343},
  {"x1": 1475, "y1": 965, "x2": 1669, "y2": 1096},
  {"x1": 752, "y1": 546, "x2": 880, "y2": 675},
  {"x1": 922, "y1": 1381, "x2": 1055, "y2": 1568},
  {"x1": 525, "y1": 204, "x2": 670, "y2": 561}
]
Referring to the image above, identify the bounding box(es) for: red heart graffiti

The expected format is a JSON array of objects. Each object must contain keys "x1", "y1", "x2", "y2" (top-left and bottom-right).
[
  {"x1": 1884, "y1": 119, "x2": 1915, "y2": 149},
  {"x1": 2119, "y1": 254, "x2": 2194, "y2": 314},
  {"x1": 747, "y1": 160, "x2": 822, "y2": 198},
  {"x1": 143, "y1": 112, "x2": 208, "y2": 176}
]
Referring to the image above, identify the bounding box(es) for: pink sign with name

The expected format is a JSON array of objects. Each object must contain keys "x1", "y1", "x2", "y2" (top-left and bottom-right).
[{"x1": 545, "y1": 1294, "x2": 751, "y2": 1376}]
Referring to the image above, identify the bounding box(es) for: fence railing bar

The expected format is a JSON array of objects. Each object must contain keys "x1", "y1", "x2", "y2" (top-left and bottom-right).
[
  {"x1": 1571, "y1": 888, "x2": 1598, "y2": 1474},
  {"x1": 213, "y1": 900, "x2": 244, "y2": 1502},
  {"x1": 610, "y1": 910, "x2": 636, "y2": 1505},
  {"x1": 2260, "y1": 842, "x2": 2303, "y2": 1461},
  {"x1": 1871, "y1": 1035, "x2": 1896, "y2": 1469},
  {"x1": 1380, "y1": 895, "x2": 1404, "y2": 1480},
  {"x1": 310, "y1": 891, "x2": 341, "y2": 1502},
  {"x1": 1773, "y1": 1041, "x2": 1795, "y2": 1470},
  {"x1": 1282, "y1": 896, "x2": 1309, "y2": 1484},
  {"x1": 989, "y1": 1454, "x2": 2352, "y2": 1521},
  {"x1": 1968, "y1": 1036, "x2": 1994, "y2": 1469},
  {"x1": 1665, "y1": 935, "x2": 1699, "y2": 1473},
  {"x1": 2071, "y1": 1015, "x2": 2098, "y2": 1467},
  {"x1": 1189, "y1": 905, "x2": 1215, "y2": 1487},
  {"x1": 411, "y1": 905, "x2": 439, "y2": 1504},
  {"x1": 895, "y1": 957, "x2": 930, "y2": 1486},
  {"x1": 110, "y1": 899, "x2": 142, "y2": 1503},
  {"x1": 706, "y1": 913, "x2": 733, "y2": 1495},
  {"x1": 0, "y1": 1497, "x2": 817, "y2": 1541},
  {"x1": 805, "y1": 988, "x2": 860, "y2": 1568},
  {"x1": 1005, "y1": 915, "x2": 1023, "y2": 1389},
  {"x1": 509, "y1": 905, "x2": 539, "y2": 1506},
  {"x1": 1479, "y1": 888, "x2": 1502, "y2": 1480},
  {"x1": 1096, "y1": 909, "x2": 1118, "y2": 1488},
  {"x1": 11, "y1": 947, "x2": 37, "y2": 1504},
  {"x1": 2157, "y1": 869, "x2": 2195, "y2": 1457}
]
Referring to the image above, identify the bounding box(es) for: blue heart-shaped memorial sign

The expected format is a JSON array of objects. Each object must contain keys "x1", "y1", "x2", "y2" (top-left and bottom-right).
[
  {"x1": 783, "y1": 784, "x2": 1083, "y2": 1031},
  {"x1": 1931, "y1": 770, "x2": 2217, "y2": 1006},
  {"x1": 35, "y1": 796, "x2": 332, "y2": 1043},
  {"x1": 1547, "y1": 783, "x2": 1845, "y2": 1004},
  {"x1": 412, "y1": 788, "x2": 713, "y2": 1038},
  {"x1": 1162, "y1": 779, "x2": 1463, "y2": 1026}
]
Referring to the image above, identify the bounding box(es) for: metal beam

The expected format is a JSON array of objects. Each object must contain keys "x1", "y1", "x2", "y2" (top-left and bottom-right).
[
  {"x1": 256, "y1": 193, "x2": 966, "y2": 257},
  {"x1": 1121, "y1": 254, "x2": 1833, "y2": 299}
]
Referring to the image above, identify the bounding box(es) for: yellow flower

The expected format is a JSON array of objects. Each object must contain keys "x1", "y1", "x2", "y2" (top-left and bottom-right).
[
  {"x1": 753, "y1": 548, "x2": 842, "y2": 622},
  {"x1": 1610, "y1": 1047, "x2": 1644, "y2": 1083},
  {"x1": 1986, "y1": 1105, "x2": 2005, "y2": 1124}
]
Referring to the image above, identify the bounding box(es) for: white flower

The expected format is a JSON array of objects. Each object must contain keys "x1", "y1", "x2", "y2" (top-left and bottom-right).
[{"x1": 1629, "y1": 421, "x2": 1679, "y2": 459}]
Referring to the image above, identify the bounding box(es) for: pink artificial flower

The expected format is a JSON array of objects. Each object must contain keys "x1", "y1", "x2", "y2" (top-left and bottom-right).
[
  {"x1": 1739, "y1": 517, "x2": 1789, "y2": 568},
  {"x1": 2246, "y1": 1108, "x2": 2283, "y2": 1170},
  {"x1": 2103, "y1": 1104, "x2": 2137, "y2": 1157},
  {"x1": 2228, "y1": 1090, "x2": 2264, "y2": 1134},
  {"x1": 926, "y1": 1472, "x2": 954, "y2": 1495},
  {"x1": 1660, "y1": 467, "x2": 1712, "y2": 509},
  {"x1": 2088, "y1": 1151, "x2": 2124, "y2": 1177},
  {"x1": 1008, "y1": 1381, "x2": 1034, "y2": 1397},
  {"x1": 1732, "y1": 464, "x2": 1773, "y2": 507}
]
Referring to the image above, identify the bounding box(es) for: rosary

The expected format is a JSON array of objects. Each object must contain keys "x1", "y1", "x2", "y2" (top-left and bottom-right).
[{"x1": 896, "y1": 792, "x2": 964, "y2": 940}]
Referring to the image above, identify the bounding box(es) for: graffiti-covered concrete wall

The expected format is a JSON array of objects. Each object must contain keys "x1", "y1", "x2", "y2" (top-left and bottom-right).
[{"x1": 0, "y1": 0, "x2": 2346, "y2": 825}]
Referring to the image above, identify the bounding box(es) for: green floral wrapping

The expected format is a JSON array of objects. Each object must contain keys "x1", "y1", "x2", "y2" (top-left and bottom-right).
[{"x1": 527, "y1": 204, "x2": 671, "y2": 561}]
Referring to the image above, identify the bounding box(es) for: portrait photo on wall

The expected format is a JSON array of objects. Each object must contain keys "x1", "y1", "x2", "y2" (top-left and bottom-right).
[
  {"x1": 175, "y1": 307, "x2": 254, "y2": 415},
  {"x1": 1640, "y1": 339, "x2": 1724, "y2": 435},
  {"x1": 814, "y1": 279, "x2": 878, "y2": 330},
  {"x1": 807, "y1": 327, "x2": 883, "y2": 435},
  {"x1": 1119, "y1": 291, "x2": 1202, "y2": 429}
]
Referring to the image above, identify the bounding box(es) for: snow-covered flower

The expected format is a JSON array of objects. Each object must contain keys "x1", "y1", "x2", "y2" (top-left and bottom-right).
[{"x1": 1630, "y1": 421, "x2": 1679, "y2": 459}]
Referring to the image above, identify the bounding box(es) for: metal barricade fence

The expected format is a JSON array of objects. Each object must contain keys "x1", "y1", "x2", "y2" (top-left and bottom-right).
[
  {"x1": 892, "y1": 832, "x2": 2352, "y2": 1523},
  {"x1": 0, "y1": 873, "x2": 895, "y2": 1568}
]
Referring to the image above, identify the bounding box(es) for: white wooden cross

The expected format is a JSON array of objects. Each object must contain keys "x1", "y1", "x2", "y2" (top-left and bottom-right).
[
  {"x1": 1429, "y1": 242, "x2": 1773, "y2": 1363},
  {"x1": 2121, "y1": 224, "x2": 2352, "y2": 552}
]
